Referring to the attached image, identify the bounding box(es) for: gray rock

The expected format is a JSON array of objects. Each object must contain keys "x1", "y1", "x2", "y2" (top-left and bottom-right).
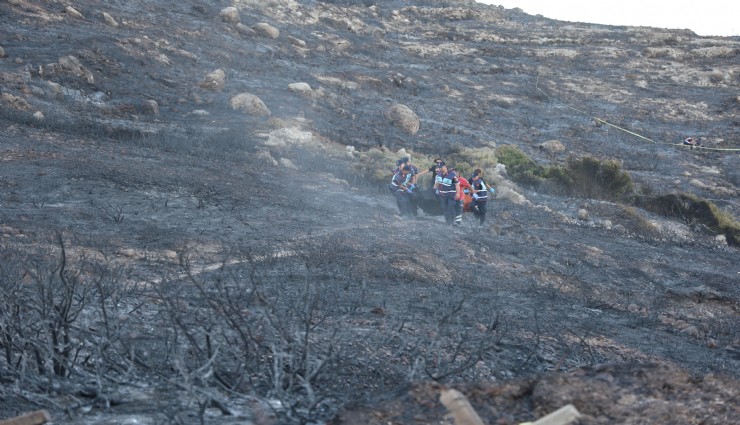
[
  {"x1": 230, "y1": 93, "x2": 270, "y2": 116},
  {"x1": 384, "y1": 103, "x2": 420, "y2": 135},
  {"x1": 254, "y1": 22, "x2": 279, "y2": 39},
  {"x1": 220, "y1": 7, "x2": 240, "y2": 25}
]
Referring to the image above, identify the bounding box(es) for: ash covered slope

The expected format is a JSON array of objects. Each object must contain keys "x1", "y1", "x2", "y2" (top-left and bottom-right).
[{"x1": 0, "y1": 1, "x2": 738, "y2": 424}]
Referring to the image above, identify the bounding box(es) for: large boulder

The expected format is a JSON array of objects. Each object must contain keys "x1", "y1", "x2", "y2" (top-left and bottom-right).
[
  {"x1": 230, "y1": 93, "x2": 270, "y2": 116},
  {"x1": 141, "y1": 99, "x2": 159, "y2": 115},
  {"x1": 539, "y1": 140, "x2": 565, "y2": 155},
  {"x1": 384, "y1": 103, "x2": 420, "y2": 134}
]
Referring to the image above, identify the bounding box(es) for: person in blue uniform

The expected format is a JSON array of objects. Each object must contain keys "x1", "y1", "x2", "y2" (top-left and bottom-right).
[
  {"x1": 469, "y1": 168, "x2": 489, "y2": 225},
  {"x1": 390, "y1": 165, "x2": 413, "y2": 217},
  {"x1": 433, "y1": 162, "x2": 460, "y2": 225}
]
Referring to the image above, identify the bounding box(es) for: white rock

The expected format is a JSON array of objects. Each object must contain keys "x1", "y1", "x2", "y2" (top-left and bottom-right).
[
  {"x1": 288, "y1": 36, "x2": 306, "y2": 48},
  {"x1": 254, "y1": 22, "x2": 280, "y2": 39},
  {"x1": 59, "y1": 55, "x2": 84, "y2": 75},
  {"x1": 219, "y1": 7, "x2": 240, "y2": 25},
  {"x1": 230, "y1": 93, "x2": 270, "y2": 116},
  {"x1": 200, "y1": 69, "x2": 225, "y2": 91},
  {"x1": 102, "y1": 12, "x2": 119, "y2": 27},
  {"x1": 65, "y1": 6, "x2": 85, "y2": 19},
  {"x1": 288, "y1": 82, "x2": 314, "y2": 97}
]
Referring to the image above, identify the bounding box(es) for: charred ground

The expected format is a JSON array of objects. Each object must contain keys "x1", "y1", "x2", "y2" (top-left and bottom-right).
[{"x1": 0, "y1": 1, "x2": 738, "y2": 424}]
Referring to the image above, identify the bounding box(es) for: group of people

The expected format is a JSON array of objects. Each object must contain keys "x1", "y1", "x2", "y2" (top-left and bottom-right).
[{"x1": 389, "y1": 157, "x2": 492, "y2": 226}]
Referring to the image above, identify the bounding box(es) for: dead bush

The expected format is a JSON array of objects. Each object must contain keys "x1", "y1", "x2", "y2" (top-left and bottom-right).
[
  {"x1": 558, "y1": 156, "x2": 633, "y2": 200},
  {"x1": 636, "y1": 193, "x2": 740, "y2": 246}
]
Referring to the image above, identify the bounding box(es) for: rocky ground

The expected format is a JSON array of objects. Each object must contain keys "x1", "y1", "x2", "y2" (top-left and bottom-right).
[{"x1": 0, "y1": 1, "x2": 738, "y2": 424}]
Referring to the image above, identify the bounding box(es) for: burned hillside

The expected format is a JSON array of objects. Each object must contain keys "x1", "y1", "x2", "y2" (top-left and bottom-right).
[{"x1": 0, "y1": 1, "x2": 738, "y2": 424}]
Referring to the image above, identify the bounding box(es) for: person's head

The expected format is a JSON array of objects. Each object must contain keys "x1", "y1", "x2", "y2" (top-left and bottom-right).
[
  {"x1": 472, "y1": 168, "x2": 482, "y2": 180},
  {"x1": 402, "y1": 165, "x2": 411, "y2": 174},
  {"x1": 437, "y1": 161, "x2": 447, "y2": 173}
]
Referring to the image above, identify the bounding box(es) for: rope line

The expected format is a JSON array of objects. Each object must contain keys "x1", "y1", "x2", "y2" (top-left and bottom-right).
[{"x1": 534, "y1": 75, "x2": 740, "y2": 152}]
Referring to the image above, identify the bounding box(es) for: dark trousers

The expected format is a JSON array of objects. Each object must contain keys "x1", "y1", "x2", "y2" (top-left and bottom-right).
[
  {"x1": 408, "y1": 188, "x2": 419, "y2": 216},
  {"x1": 439, "y1": 196, "x2": 456, "y2": 224},
  {"x1": 454, "y1": 199, "x2": 463, "y2": 224},
  {"x1": 394, "y1": 191, "x2": 413, "y2": 216},
  {"x1": 472, "y1": 200, "x2": 487, "y2": 224}
]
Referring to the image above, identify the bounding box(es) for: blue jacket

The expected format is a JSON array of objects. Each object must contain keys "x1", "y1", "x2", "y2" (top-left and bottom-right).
[
  {"x1": 436, "y1": 170, "x2": 458, "y2": 197},
  {"x1": 470, "y1": 178, "x2": 488, "y2": 201}
]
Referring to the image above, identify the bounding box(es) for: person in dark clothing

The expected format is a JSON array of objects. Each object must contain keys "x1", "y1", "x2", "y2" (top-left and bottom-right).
[
  {"x1": 390, "y1": 165, "x2": 413, "y2": 217},
  {"x1": 417, "y1": 158, "x2": 444, "y2": 189},
  {"x1": 469, "y1": 168, "x2": 489, "y2": 225},
  {"x1": 433, "y1": 162, "x2": 460, "y2": 225}
]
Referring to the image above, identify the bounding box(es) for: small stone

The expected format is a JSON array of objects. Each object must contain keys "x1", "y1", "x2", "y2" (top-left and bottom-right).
[
  {"x1": 65, "y1": 6, "x2": 85, "y2": 19},
  {"x1": 102, "y1": 12, "x2": 119, "y2": 27}
]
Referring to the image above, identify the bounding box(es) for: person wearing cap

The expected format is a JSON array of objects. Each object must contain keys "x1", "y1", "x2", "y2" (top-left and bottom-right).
[
  {"x1": 393, "y1": 157, "x2": 421, "y2": 216},
  {"x1": 433, "y1": 161, "x2": 460, "y2": 225},
  {"x1": 390, "y1": 164, "x2": 414, "y2": 217},
  {"x1": 392, "y1": 157, "x2": 407, "y2": 175},
  {"x1": 415, "y1": 158, "x2": 444, "y2": 189},
  {"x1": 469, "y1": 168, "x2": 489, "y2": 225}
]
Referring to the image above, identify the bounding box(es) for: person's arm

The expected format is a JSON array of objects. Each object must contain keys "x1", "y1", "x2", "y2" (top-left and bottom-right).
[{"x1": 454, "y1": 181, "x2": 461, "y2": 200}]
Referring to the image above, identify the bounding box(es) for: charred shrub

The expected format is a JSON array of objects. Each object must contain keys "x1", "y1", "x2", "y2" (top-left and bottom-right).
[
  {"x1": 636, "y1": 193, "x2": 740, "y2": 246},
  {"x1": 557, "y1": 156, "x2": 633, "y2": 200}
]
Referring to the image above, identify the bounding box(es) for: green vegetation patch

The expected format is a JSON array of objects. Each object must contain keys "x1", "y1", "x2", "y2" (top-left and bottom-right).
[{"x1": 495, "y1": 145, "x2": 632, "y2": 201}]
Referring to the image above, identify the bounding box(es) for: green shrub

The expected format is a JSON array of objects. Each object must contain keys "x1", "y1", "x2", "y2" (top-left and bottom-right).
[
  {"x1": 495, "y1": 145, "x2": 544, "y2": 182},
  {"x1": 495, "y1": 147, "x2": 632, "y2": 200}
]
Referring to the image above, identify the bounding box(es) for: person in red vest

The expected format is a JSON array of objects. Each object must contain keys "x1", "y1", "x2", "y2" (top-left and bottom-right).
[{"x1": 454, "y1": 168, "x2": 472, "y2": 225}]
